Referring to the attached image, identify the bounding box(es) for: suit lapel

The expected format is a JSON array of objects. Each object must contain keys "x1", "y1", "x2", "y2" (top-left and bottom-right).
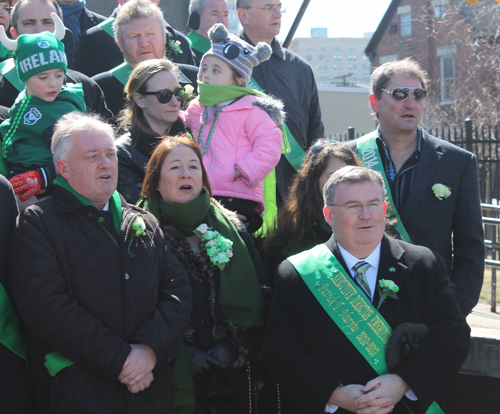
[
  {"x1": 400, "y1": 131, "x2": 443, "y2": 221},
  {"x1": 376, "y1": 235, "x2": 407, "y2": 313}
]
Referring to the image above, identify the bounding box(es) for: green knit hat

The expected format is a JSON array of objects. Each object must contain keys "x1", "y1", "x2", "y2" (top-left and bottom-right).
[{"x1": 15, "y1": 31, "x2": 67, "y2": 82}]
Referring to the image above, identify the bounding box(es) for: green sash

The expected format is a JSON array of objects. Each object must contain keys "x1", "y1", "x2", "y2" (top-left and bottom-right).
[
  {"x1": 356, "y1": 132, "x2": 412, "y2": 243},
  {"x1": 186, "y1": 31, "x2": 211, "y2": 54},
  {"x1": 0, "y1": 283, "x2": 28, "y2": 366},
  {"x1": 0, "y1": 58, "x2": 25, "y2": 92},
  {"x1": 110, "y1": 62, "x2": 132, "y2": 86},
  {"x1": 288, "y1": 244, "x2": 443, "y2": 414},
  {"x1": 247, "y1": 77, "x2": 304, "y2": 171},
  {"x1": 98, "y1": 17, "x2": 115, "y2": 37}
]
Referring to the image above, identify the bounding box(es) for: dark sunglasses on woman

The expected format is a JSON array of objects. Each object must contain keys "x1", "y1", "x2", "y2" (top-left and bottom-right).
[
  {"x1": 381, "y1": 87, "x2": 427, "y2": 102},
  {"x1": 140, "y1": 86, "x2": 185, "y2": 104}
]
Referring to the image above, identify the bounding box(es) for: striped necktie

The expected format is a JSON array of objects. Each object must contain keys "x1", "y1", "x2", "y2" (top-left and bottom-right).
[{"x1": 353, "y1": 261, "x2": 372, "y2": 300}]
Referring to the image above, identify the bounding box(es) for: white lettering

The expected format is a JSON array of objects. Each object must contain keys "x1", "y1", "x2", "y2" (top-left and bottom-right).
[
  {"x1": 49, "y1": 50, "x2": 60, "y2": 63},
  {"x1": 31, "y1": 54, "x2": 40, "y2": 68},
  {"x1": 39, "y1": 52, "x2": 48, "y2": 65}
]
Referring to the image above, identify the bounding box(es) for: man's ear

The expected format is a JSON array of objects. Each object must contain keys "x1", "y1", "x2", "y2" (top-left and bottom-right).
[
  {"x1": 369, "y1": 93, "x2": 379, "y2": 113},
  {"x1": 56, "y1": 160, "x2": 70, "y2": 180},
  {"x1": 382, "y1": 201, "x2": 387, "y2": 216},
  {"x1": 10, "y1": 27, "x2": 18, "y2": 38},
  {"x1": 237, "y1": 7, "x2": 248, "y2": 26},
  {"x1": 323, "y1": 205, "x2": 334, "y2": 226}
]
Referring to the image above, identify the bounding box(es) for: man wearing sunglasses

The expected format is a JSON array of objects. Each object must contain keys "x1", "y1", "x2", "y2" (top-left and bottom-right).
[
  {"x1": 91, "y1": 0, "x2": 198, "y2": 119},
  {"x1": 348, "y1": 58, "x2": 484, "y2": 317}
]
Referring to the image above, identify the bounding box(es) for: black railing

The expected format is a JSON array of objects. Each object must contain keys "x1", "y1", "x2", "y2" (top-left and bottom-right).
[{"x1": 482, "y1": 203, "x2": 500, "y2": 312}]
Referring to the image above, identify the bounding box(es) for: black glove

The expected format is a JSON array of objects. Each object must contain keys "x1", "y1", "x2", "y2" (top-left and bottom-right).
[
  {"x1": 401, "y1": 333, "x2": 421, "y2": 360},
  {"x1": 207, "y1": 337, "x2": 242, "y2": 370},
  {"x1": 184, "y1": 344, "x2": 221, "y2": 379}
]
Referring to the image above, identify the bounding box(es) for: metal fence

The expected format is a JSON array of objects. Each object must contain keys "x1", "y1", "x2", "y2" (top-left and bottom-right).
[
  {"x1": 483, "y1": 203, "x2": 500, "y2": 312},
  {"x1": 333, "y1": 119, "x2": 500, "y2": 205}
]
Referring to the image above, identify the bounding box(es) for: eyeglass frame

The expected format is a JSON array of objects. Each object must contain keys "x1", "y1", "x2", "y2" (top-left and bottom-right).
[
  {"x1": 328, "y1": 201, "x2": 384, "y2": 214},
  {"x1": 241, "y1": 4, "x2": 286, "y2": 14},
  {"x1": 381, "y1": 87, "x2": 427, "y2": 102},
  {"x1": 138, "y1": 86, "x2": 185, "y2": 105}
]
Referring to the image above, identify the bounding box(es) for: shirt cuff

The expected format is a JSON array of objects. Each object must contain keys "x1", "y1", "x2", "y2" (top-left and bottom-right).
[
  {"x1": 325, "y1": 403, "x2": 339, "y2": 413},
  {"x1": 405, "y1": 390, "x2": 418, "y2": 401}
]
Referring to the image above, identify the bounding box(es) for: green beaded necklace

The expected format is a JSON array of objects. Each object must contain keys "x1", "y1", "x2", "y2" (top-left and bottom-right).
[
  {"x1": 2, "y1": 95, "x2": 32, "y2": 159},
  {"x1": 196, "y1": 103, "x2": 229, "y2": 155}
]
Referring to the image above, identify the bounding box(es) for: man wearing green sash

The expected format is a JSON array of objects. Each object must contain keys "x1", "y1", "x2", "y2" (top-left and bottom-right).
[
  {"x1": 263, "y1": 166, "x2": 470, "y2": 414},
  {"x1": 9, "y1": 112, "x2": 192, "y2": 413},
  {"x1": 186, "y1": 0, "x2": 229, "y2": 65},
  {"x1": 237, "y1": 0, "x2": 324, "y2": 202},
  {"x1": 347, "y1": 58, "x2": 484, "y2": 317},
  {"x1": 91, "y1": 0, "x2": 198, "y2": 118}
]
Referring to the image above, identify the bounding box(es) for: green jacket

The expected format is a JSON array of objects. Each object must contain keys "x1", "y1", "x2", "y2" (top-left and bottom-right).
[{"x1": 1, "y1": 83, "x2": 86, "y2": 173}]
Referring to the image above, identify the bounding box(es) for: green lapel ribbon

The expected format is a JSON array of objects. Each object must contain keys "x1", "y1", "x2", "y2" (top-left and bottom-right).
[
  {"x1": 53, "y1": 176, "x2": 122, "y2": 234},
  {"x1": 138, "y1": 189, "x2": 264, "y2": 331},
  {"x1": 98, "y1": 16, "x2": 115, "y2": 37},
  {"x1": 186, "y1": 31, "x2": 211, "y2": 54},
  {"x1": 110, "y1": 62, "x2": 132, "y2": 86},
  {"x1": 247, "y1": 77, "x2": 304, "y2": 171},
  {"x1": 289, "y1": 244, "x2": 443, "y2": 414},
  {"x1": 0, "y1": 283, "x2": 28, "y2": 367},
  {"x1": 197, "y1": 82, "x2": 288, "y2": 237},
  {"x1": 356, "y1": 132, "x2": 412, "y2": 243},
  {"x1": 0, "y1": 58, "x2": 26, "y2": 92}
]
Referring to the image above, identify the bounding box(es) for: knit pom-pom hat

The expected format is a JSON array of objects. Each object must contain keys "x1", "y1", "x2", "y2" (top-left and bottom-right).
[{"x1": 199, "y1": 23, "x2": 271, "y2": 84}]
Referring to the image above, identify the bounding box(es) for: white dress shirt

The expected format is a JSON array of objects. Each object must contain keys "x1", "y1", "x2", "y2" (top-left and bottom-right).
[{"x1": 325, "y1": 243, "x2": 416, "y2": 413}]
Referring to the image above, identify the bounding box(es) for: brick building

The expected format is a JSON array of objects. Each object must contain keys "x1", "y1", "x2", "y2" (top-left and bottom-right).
[{"x1": 364, "y1": 0, "x2": 500, "y2": 126}]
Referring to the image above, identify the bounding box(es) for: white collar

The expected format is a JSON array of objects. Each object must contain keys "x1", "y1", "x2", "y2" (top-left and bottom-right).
[{"x1": 337, "y1": 242, "x2": 381, "y2": 274}]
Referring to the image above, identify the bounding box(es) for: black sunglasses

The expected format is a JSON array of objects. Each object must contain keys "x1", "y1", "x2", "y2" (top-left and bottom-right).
[
  {"x1": 381, "y1": 87, "x2": 427, "y2": 102},
  {"x1": 139, "y1": 86, "x2": 184, "y2": 104},
  {"x1": 309, "y1": 138, "x2": 338, "y2": 157}
]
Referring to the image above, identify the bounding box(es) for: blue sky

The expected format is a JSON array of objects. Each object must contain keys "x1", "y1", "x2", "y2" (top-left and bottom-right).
[{"x1": 277, "y1": 0, "x2": 393, "y2": 40}]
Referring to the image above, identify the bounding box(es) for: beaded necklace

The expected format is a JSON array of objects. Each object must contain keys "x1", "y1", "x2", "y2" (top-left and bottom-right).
[
  {"x1": 2, "y1": 95, "x2": 32, "y2": 159},
  {"x1": 196, "y1": 103, "x2": 229, "y2": 155}
]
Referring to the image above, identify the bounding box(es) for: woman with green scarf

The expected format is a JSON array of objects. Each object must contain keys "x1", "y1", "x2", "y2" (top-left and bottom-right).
[{"x1": 138, "y1": 134, "x2": 267, "y2": 414}]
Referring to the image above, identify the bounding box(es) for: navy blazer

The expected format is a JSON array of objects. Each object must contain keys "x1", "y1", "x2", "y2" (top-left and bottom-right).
[
  {"x1": 348, "y1": 130, "x2": 485, "y2": 315},
  {"x1": 263, "y1": 235, "x2": 470, "y2": 414}
]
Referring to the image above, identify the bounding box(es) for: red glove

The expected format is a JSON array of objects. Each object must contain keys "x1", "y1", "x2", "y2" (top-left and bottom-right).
[{"x1": 9, "y1": 170, "x2": 42, "y2": 201}]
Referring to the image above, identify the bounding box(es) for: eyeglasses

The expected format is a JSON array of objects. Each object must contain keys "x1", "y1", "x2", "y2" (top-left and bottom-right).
[
  {"x1": 381, "y1": 87, "x2": 427, "y2": 102},
  {"x1": 243, "y1": 4, "x2": 286, "y2": 14},
  {"x1": 329, "y1": 201, "x2": 382, "y2": 213},
  {"x1": 139, "y1": 86, "x2": 184, "y2": 104}
]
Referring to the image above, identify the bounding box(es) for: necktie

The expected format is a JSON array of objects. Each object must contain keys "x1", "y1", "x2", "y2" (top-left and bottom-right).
[{"x1": 353, "y1": 261, "x2": 372, "y2": 300}]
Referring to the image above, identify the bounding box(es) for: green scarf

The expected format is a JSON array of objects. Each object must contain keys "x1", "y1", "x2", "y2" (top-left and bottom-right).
[
  {"x1": 53, "y1": 176, "x2": 122, "y2": 234},
  {"x1": 186, "y1": 31, "x2": 211, "y2": 54},
  {"x1": 197, "y1": 82, "x2": 289, "y2": 237},
  {"x1": 138, "y1": 189, "x2": 264, "y2": 330}
]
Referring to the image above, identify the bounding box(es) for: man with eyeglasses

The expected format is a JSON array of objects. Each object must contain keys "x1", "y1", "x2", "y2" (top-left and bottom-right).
[
  {"x1": 348, "y1": 58, "x2": 484, "y2": 317},
  {"x1": 237, "y1": 0, "x2": 324, "y2": 204},
  {"x1": 263, "y1": 165, "x2": 470, "y2": 414},
  {"x1": 91, "y1": 0, "x2": 198, "y2": 119}
]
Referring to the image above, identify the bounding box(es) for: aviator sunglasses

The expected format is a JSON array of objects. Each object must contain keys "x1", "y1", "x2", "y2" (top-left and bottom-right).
[
  {"x1": 139, "y1": 86, "x2": 185, "y2": 104},
  {"x1": 381, "y1": 87, "x2": 427, "y2": 102}
]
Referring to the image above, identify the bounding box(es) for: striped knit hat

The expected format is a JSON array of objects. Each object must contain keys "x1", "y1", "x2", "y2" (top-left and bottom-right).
[{"x1": 199, "y1": 23, "x2": 271, "y2": 85}]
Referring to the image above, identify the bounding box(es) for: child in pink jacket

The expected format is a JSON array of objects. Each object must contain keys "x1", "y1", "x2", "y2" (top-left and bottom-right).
[{"x1": 181, "y1": 24, "x2": 284, "y2": 233}]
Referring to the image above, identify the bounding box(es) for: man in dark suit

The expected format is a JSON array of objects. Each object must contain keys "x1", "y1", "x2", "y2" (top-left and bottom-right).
[
  {"x1": 74, "y1": 0, "x2": 195, "y2": 77},
  {"x1": 91, "y1": 0, "x2": 197, "y2": 119},
  {"x1": 263, "y1": 166, "x2": 470, "y2": 414},
  {"x1": 347, "y1": 58, "x2": 484, "y2": 316}
]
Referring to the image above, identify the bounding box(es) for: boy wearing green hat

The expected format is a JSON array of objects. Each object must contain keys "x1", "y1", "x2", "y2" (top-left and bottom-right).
[{"x1": 0, "y1": 29, "x2": 86, "y2": 202}]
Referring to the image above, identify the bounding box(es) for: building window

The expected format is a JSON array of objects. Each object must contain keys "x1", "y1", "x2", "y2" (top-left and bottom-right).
[
  {"x1": 441, "y1": 55, "x2": 455, "y2": 103},
  {"x1": 306, "y1": 55, "x2": 312, "y2": 62},
  {"x1": 335, "y1": 46, "x2": 340, "y2": 51},
  {"x1": 434, "y1": 5, "x2": 446, "y2": 18},
  {"x1": 306, "y1": 46, "x2": 312, "y2": 51},
  {"x1": 319, "y1": 55, "x2": 323, "y2": 61},
  {"x1": 389, "y1": 24, "x2": 398, "y2": 34},
  {"x1": 320, "y1": 46, "x2": 326, "y2": 51},
  {"x1": 350, "y1": 46, "x2": 355, "y2": 51},
  {"x1": 333, "y1": 64, "x2": 337, "y2": 70},
  {"x1": 353, "y1": 64, "x2": 357, "y2": 70},
  {"x1": 338, "y1": 64, "x2": 342, "y2": 70},
  {"x1": 348, "y1": 65, "x2": 352, "y2": 70},
  {"x1": 352, "y1": 55, "x2": 357, "y2": 61},
  {"x1": 401, "y1": 14, "x2": 411, "y2": 36}
]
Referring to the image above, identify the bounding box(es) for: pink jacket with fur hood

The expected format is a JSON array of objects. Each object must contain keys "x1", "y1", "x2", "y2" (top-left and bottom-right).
[{"x1": 180, "y1": 94, "x2": 284, "y2": 212}]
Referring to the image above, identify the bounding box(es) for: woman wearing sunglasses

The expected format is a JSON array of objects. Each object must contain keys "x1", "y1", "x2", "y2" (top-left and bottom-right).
[{"x1": 116, "y1": 58, "x2": 188, "y2": 203}]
